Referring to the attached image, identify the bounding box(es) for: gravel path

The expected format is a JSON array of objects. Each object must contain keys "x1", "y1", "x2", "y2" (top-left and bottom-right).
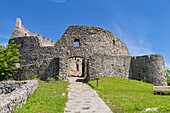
[{"x1": 64, "y1": 77, "x2": 112, "y2": 113}]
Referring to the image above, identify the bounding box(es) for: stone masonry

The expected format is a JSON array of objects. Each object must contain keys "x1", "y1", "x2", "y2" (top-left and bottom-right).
[
  {"x1": 0, "y1": 80, "x2": 39, "y2": 113},
  {"x1": 9, "y1": 18, "x2": 167, "y2": 86}
]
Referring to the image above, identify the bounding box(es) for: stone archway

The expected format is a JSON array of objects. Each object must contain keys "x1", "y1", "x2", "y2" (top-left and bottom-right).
[{"x1": 68, "y1": 57, "x2": 84, "y2": 77}]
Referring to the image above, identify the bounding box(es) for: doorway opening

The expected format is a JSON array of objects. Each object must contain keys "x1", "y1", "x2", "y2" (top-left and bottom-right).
[{"x1": 68, "y1": 57, "x2": 85, "y2": 77}]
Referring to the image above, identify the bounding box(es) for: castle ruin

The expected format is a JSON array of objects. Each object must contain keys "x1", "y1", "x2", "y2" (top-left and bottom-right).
[{"x1": 10, "y1": 18, "x2": 167, "y2": 86}]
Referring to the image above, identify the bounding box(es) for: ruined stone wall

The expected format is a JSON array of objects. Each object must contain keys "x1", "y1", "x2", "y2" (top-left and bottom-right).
[
  {"x1": 55, "y1": 25, "x2": 130, "y2": 78},
  {"x1": 131, "y1": 54, "x2": 167, "y2": 86},
  {"x1": 10, "y1": 36, "x2": 59, "y2": 80},
  {"x1": 11, "y1": 18, "x2": 55, "y2": 47},
  {"x1": 87, "y1": 54, "x2": 131, "y2": 81},
  {"x1": 9, "y1": 19, "x2": 167, "y2": 85},
  {"x1": 0, "y1": 80, "x2": 26, "y2": 94},
  {"x1": 37, "y1": 34, "x2": 55, "y2": 47},
  {"x1": 0, "y1": 80, "x2": 38, "y2": 113},
  {"x1": 56, "y1": 25, "x2": 130, "y2": 57}
]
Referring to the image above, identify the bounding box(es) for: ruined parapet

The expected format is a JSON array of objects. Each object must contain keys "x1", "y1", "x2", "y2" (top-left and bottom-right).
[
  {"x1": 131, "y1": 54, "x2": 167, "y2": 86},
  {"x1": 11, "y1": 18, "x2": 55, "y2": 47},
  {"x1": 37, "y1": 35, "x2": 55, "y2": 47},
  {"x1": 11, "y1": 18, "x2": 34, "y2": 39}
]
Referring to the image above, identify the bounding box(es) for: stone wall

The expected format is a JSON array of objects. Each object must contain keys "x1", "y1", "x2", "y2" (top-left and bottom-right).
[
  {"x1": 87, "y1": 54, "x2": 131, "y2": 81},
  {"x1": 87, "y1": 54, "x2": 167, "y2": 86},
  {"x1": 55, "y1": 25, "x2": 130, "y2": 78},
  {"x1": 10, "y1": 36, "x2": 59, "y2": 80},
  {"x1": 9, "y1": 18, "x2": 167, "y2": 85},
  {"x1": 0, "y1": 80, "x2": 39, "y2": 113},
  {"x1": 0, "y1": 80, "x2": 26, "y2": 94},
  {"x1": 131, "y1": 54, "x2": 167, "y2": 86}
]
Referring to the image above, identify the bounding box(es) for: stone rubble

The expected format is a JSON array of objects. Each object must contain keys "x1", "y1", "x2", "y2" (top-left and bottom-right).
[
  {"x1": 141, "y1": 108, "x2": 158, "y2": 112},
  {"x1": 0, "y1": 80, "x2": 39, "y2": 113}
]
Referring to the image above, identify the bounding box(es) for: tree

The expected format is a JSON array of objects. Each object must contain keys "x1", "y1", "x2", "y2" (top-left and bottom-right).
[
  {"x1": 166, "y1": 67, "x2": 170, "y2": 78},
  {"x1": 0, "y1": 40, "x2": 24, "y2": 81}
]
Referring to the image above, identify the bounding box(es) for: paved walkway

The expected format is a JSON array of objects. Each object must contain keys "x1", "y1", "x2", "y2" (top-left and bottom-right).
[{"x1": 64, "y1": 77, "x2": 112, "y2": 113}]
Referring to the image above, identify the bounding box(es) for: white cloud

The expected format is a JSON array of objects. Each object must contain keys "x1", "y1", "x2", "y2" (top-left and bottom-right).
[
  {"x1": 0, "y1": 34, "x2": 9, "y2": 39},
  {"x1": 0, "y1": 43, "x2": 8, "y2": 46},
  {"x1": 51, "y1": 0, "x2": 66, "y2": 3},
  {"x1": 165, "y1": 61, "x2": 170, "y2": 68},
  {"x1": 113, "y1": 24, "x2": 154, "y2": 56}
]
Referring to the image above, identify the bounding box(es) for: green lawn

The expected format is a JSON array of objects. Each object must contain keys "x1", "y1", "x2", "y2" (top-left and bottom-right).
[
  {"x1": 17, "y1": 80, "x2": 68, "y2": 113},
  {"x1": 88, "y1": 77, "x2": 170, "y2": 113}
]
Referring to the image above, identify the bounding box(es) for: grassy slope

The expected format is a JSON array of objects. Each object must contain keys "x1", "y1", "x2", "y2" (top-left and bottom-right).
[
  {"x1": 17, "y1": 80, "x2": 68, "y2": 113},
  {"x1": 88, "y1": 77, "x2": 170, "y2": 113}
]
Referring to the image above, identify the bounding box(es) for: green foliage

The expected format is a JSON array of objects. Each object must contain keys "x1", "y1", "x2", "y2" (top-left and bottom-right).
[
  {"x1": 47, "y1": 77, "x2": 51, "y2": 82},
  {"x1": 68, "y1": 75, "x2": 72, "y2": 77},
  {"x1": 167, "y1": 78, "x2": 170, "y2": 86},
  {"x1": 55, "y1": 75, "x2": 60, "y2": 81},
  {"x1": 0, "y1": 40, "x2": 24, "y2": 81},
  {"x1": 17, "y1": 80, "x2": 68, "y2": 113},
  {"x1": 88, "y1": 77, "x2": 170, "y2": 113},
  {"x1": 166, "y1": 67, "x2": 170, "y2": 78}
]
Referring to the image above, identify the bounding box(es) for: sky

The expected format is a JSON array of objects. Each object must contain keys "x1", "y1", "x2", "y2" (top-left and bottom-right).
[{"x1": 0, "y1": 0, "x2": 170, "y2": 67}]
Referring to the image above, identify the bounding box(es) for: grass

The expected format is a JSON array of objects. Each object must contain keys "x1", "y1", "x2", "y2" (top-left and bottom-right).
[
  {"x1": 17, "y1": 80, "x2": 69, "y2": 113},
  {"x1": 88, "y1": 77, "x2": 170, "y2": 113}
]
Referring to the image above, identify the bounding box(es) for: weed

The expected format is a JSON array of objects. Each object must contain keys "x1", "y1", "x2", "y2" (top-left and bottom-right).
[{"x1": 47, "y1": 77, "x2": 51, "y2": 82}]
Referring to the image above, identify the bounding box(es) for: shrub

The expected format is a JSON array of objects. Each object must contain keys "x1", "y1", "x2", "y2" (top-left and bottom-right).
[{"x1": 0, "y1": 40, "x2": 24, "y2": 81}]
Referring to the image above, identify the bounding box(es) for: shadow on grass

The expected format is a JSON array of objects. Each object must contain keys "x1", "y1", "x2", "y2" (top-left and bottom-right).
[{"x1": 86, "y1": 82, "x2": 94, "y2": 89}]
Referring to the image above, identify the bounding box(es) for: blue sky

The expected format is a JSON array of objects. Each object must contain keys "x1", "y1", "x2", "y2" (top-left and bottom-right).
[{"x1": 0, "y1": 0, "x2": 170, "y2": 67}]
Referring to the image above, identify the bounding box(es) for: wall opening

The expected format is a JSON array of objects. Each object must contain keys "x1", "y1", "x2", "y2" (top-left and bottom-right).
[
  {"x1": 76, "y1": 64, "x2": 79, "y2": 71},
  {"x1": 68, "y1": 57, "x2": 84, "y2": 77},
  {"x1": 74, "y1": 39, "x2": 80, "y2": 46},
  {"x1": 113, "y1": 40, "x2": 115, "y2": 45}
]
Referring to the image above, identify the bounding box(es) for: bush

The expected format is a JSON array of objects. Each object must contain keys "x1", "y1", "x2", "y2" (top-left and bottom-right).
[
  {"x1": 167, "y1": 78, "x2": 170, "y2": 86},
  {"x1": 0, "y1": 40, "x2": 24, "y2": 81},
  {"x1": 166, "y1": 67, "x2": 170, "y2": 78}
]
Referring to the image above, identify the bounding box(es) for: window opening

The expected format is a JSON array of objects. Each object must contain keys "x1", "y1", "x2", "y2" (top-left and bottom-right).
[
  {"x1": 74, "y1": 39, "x2": 80, "y2": 46},
  {"x1": 113, "y1": 40, "x2": 115, "y2": 45}
]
